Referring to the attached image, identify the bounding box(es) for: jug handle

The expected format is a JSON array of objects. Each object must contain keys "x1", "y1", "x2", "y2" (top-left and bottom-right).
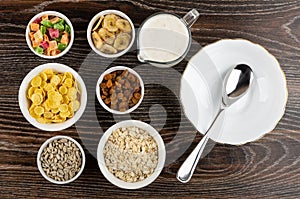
[{"x1": 182, "y1": 9, "x2": 200, "y2": 28}]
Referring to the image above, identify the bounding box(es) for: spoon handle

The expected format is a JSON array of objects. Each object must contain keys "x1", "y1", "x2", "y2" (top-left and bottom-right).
[{"x1": 177, "y1": 109, "x2": 224, "y2": 183}]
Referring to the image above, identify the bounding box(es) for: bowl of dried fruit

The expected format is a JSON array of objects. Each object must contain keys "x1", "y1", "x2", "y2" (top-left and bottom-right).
[
  {"x1": 25, "y1": 11, "x2": 74, "y2": 59},
  {"x1": 97, "y1": 120, "x2": 166, "y2": 189},
  {"x1": 18, "y1": 63, "x2": 87, "y2": 131},
  {"x1": 37, "y1": 135, "x2": 86, "y2": 184},
  {"x1": 96, "y1": 66, "x2": 144, "y2": 114},
  {"x1": 87, "y1": 10, "x2": 135, "y2": 58}
]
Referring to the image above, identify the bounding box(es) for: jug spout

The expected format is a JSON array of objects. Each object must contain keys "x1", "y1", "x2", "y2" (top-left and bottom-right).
[{"x1": 137, "y1": 53, "x2": 146, "y2": 63}]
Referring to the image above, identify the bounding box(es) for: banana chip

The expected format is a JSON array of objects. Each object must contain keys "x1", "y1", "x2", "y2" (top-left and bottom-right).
[
  {"x1": 98, "y1": 28, "x2": 115, "y2": 45},
  {"x1": 92, "y1": 31, "x2": 103, "y2": 49},
  {"x1": 93, "y1": 15, "x2": 104, "y2": 31},
  {"x1": 100, "y1": 44, "x2": 117, "y2": 54},
  {"x1": 116, "y1": 19, "x2": 132, "y2": 33},
  {"x1": 103, "y1": 14, "x2": 119, "y2": 32},
  {"x1": 26, "y1": 68, "x2": 81, "y2": 124},
  {"x1": 113, "y1": 33, "x2": 131, "y2": 51}
]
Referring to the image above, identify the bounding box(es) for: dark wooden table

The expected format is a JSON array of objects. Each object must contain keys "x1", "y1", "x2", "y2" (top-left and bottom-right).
[{"x1": 1, "y1": 0, "x2": 299, "y2": 198}]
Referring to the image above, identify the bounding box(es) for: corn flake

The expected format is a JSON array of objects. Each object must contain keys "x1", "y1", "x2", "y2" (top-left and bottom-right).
[
  {"x1": 31, "y1": 76, "x2": 42, "y2": 87},
  {"x1": 34, "y1": 106, "x2": 44, "y2": 116},
  {"x1": 31, "y1": 93, "x2": 43, "y2": 105},
  {"x1": 37, "y1": 117, "x2": 47, "y2": 124},
  {"x1": 59, "y1": 85, "x2": 68, "y2": 95},
  {"x1": 59, "y1": 104, "x2": 68, "y2": 113},
  {"x1": 50, "y1": 75, "x2": 61, "y2": 85},
  {"x1": 44, "y1": 83, "x2": 55, "y2": 92},
  {"x1": 60, "y1": 111, "x2": 70, "y2": 118},
  {"x1": 27, "y1": 87, "x2": 35, "y2": 98},
  {"x1": 64, "y1": 78, "x2": 73, "y2": 88},
  {"x1": 40, "y1": 72, "x2": 47, "y2": 81},
  {"x1": 51, "y1": 108, "x2": 60, "y2": 114}
]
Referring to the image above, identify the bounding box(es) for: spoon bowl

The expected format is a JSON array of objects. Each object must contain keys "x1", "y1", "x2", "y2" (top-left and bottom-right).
[{"x1": 223, "y1": 64, "x2": 253, "y2": 107}]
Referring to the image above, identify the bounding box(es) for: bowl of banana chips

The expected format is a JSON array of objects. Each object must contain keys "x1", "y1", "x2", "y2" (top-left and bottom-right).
[{"x1": 87, "y1": 10, "x2": 135, "y2": 58}]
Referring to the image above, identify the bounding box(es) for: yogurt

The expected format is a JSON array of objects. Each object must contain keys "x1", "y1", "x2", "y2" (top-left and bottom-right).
[{"x1": 138, "y1": 14, "x2": 190, "y2": 64}]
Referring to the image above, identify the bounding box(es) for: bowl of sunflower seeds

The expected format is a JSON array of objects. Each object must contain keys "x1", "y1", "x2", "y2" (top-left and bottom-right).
[
  {"x1": 37, "y1": 135, "x2": 86, "y2": 184},
  {"x1": 87, "y1": 10, "x2": 135, "y2": 58}
]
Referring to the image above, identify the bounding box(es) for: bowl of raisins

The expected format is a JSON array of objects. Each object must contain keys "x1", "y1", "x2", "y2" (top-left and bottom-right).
[{"x1": 96, "y1": 66, "x2": 144, "y2": 114}]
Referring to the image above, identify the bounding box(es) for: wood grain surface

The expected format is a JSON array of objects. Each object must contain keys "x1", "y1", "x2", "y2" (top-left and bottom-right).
[{"x1": 0, "y1": 0, "x2": 300, "y2": 198}]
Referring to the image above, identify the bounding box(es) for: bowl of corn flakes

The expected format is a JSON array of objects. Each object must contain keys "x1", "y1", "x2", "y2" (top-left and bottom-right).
[
  {"x1": 18, "y1": 63, "x2": 87, "y2": 131},
  {"x1": 26, "y1": 11, "x2": 74, "y2": 59}
]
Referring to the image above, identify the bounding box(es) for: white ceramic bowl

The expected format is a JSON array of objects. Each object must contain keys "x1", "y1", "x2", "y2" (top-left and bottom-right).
[
  {"x1": 180, "y1": 39, "x2": 288, "y2": 145},
  {"x1": 96, "y1": 66, "x2": 144, "y2": 114},
  {"x1": 87, "y1": 9, "x2": 135, "y2": 58},
  {"x1": 19, "y1": 63, "x2": 87, "y2": 131},
  {"x1": 37, "y1": 135, "x2": 86, "y2": 184},
  {"x1": 25, "y1": 11, "x2": 74, "y2": 59},
  {"x1": 97, "y1": 120, "x2": 166, "y2": 189}
]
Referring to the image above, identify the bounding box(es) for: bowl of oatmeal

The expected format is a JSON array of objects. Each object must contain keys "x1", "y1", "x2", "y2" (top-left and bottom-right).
[{"x1": 97, "y1": 120, "x2": 166, "y2": 189}]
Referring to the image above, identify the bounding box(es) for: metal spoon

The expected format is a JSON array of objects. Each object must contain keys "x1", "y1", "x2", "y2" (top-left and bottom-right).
[{"x1": 177, "y1": 64, "x2": 253, "y2": 183}]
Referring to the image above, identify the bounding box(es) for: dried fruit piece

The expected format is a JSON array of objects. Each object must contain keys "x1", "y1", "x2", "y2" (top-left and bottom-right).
[
  {"x1": 30, "y1": 23, "x2": 40, "y2": 32},
  {"x1": 60, "y1": 32, "x2": 69, "y2": 45},
  {"x1": 134, "y1": 92, "x2": 141, "y2": 99}
]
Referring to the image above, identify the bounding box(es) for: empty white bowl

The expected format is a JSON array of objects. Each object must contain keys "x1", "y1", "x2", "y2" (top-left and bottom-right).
[
  {"x1": 97, "y1": 120, "x2": 166, "y2": 189},
  {"x1": 96, "y1": 66, "x2": 144, "y2": 114},
  {"x1": 37, "y1": 135, "x2": 86, "y2": 184},
  {"x1": 25, "y1": 11, "x2": 74, "y2": 59},
  {"x1": 18, "y1": 63, "x2": 87, "y2": 131},
  {"x1": 87, "y1": 9, "x2": 135, "y2": 58}
]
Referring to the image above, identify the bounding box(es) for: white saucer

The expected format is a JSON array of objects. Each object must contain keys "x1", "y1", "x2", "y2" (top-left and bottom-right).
[{"x1": 180, "y1": 39, "x2": 288, "y2": 145}]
